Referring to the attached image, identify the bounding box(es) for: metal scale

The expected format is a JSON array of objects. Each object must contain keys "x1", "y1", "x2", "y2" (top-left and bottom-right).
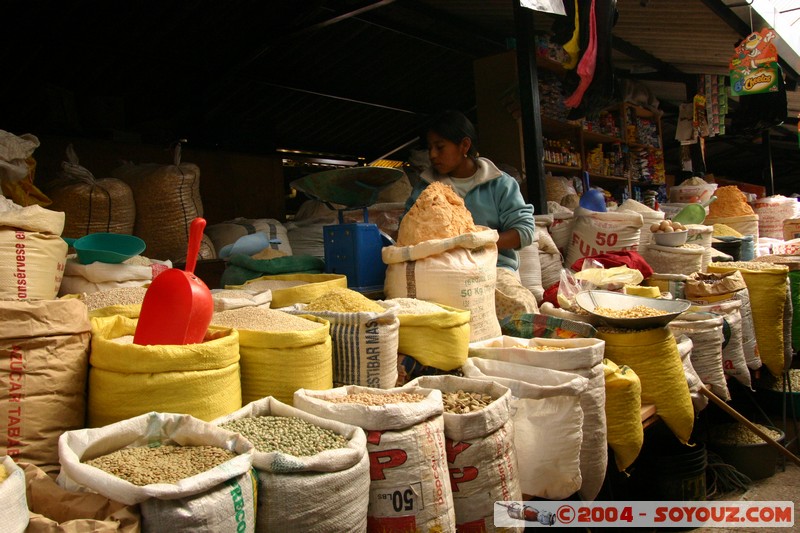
[{"x1": 290, "y1": 166, "x2": 404, "y2": 293}]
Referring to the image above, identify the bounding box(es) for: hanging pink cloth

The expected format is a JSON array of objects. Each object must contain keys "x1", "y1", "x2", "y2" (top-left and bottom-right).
[{"x1": 564, "y1": 0, "x2": 597, "y2": 108}]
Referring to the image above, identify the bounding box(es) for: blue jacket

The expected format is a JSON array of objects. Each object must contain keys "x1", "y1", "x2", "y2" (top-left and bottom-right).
[{"x1": 404, "y1": 157, "x2": 535, "y2": 271}]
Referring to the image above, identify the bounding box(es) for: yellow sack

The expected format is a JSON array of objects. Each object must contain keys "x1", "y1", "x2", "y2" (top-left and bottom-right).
[
  {"x1": 231, "y1": 315, "x2": 332, "y2": 405},
  {"x1": 597, "y1": 327, "x2": 694, "y2": 444},
  {"x1": 397, "y1": 303, "x2": 470, "y2": 371},
  {"x1": 707, "y1": 261, "x2": 789, "y2": 376},
  {"x1": 233, "y1": 273, "x2": 347, "y2": 308},
  {"x1": 88, "y1": 315, "x2": 242, "y2": 427},
  {"x1": 603, "y1": 359, "x2": 643, "y2": 472}
]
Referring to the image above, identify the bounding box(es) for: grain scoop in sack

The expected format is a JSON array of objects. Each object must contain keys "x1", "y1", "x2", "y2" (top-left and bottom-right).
[{"x1": 133, "y1": 217, "x2": 213, "y2": 345}]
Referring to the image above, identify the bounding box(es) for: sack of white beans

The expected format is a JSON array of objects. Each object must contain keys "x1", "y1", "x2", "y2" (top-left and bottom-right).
[
  {"x1": 669, "y1": 313, "x2": 729, "y2": 400},
  {"x1": 293, "y1": 385, "x2": 456, "y2": 533},
  {"x1": 689, "y1": 300, "x2": 750, "y2": 389},
  {"x1": 213, "y1": 397, "x2": 370, "y2": 533},
  {"x1": 566, "y1": 208, "x2": 643, "y2": 267},
  {"x1": 408, "y1": 375, "x2": 521, "y2": 532},
  {"x1": 468, "y1": 336, "x2": 607, "y2": 501},
  {"x1": 57, "y1": 412, "x2": 256, "y2": 533},
  {"x1": 461, "y1": 358, "x2": 587, "y2": 500},
  {"x1": 0, "y1": 456, "x2": 29, "y2": 533}
]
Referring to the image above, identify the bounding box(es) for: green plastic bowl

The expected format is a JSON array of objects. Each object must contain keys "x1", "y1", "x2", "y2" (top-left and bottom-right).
[{"x1": 64, "y1": 233, "x2": 146, "y2": 264}]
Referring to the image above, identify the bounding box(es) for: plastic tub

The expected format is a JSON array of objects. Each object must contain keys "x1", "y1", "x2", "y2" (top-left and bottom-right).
[
  {"x1": 711, "y1": 238, "x2": 742, "y2": 261},
  {"x1": 710, "y1": 425, "x2": 785, "y2": 481}
]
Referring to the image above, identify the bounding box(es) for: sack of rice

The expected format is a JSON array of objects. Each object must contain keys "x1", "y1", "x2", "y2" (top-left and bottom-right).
[
  {"x1": 214, "y1": 397, "x2": 369, "y2": 533},
  {"x1": 288, "y1": 288, "x2": 399, "y2": 388},
  {"x1": 597, "y1": 327, "x2": 694, "y2": 444},
  {"x1": 294, "y1": 385, "x2": 456, "y2": 532},
  {"x1": 685, "y1": 224, "x2": 714, "y2": 270},
  {"x1": 407, "y1": 375, "x2": 521, "y2": 532},
  {"x1": 753, "y1": 195, "x2": 799, "y2": 240},
  {"x1": 461, "y1": 357, "x2": 587, "y2": 500},
  {"x1": 0, "y1": 204, "x2": 67, "y2": 300},
  {"x1": 0, "y1": 456, "x2": 29, "y2": 533},
  {"x1": 58, "y1": 412, "x2": 256, "y2": 533},
  {"x1": 388, "y1": 298, "x2": 470, "y2": 371},
  {"x1": 211, "y1": 287, "x2": 272, "y2": 312},
  {"x1": 111, "y1": 147, "x2": 204, "y2": 263},
  {"x1": 566, "y1": 208, "x2": 643, "y2": 267},
  {"x1": 88, "y1": 315, "x2": 242, "y2": 427},
  {"x1": 0, "y1": 298, "x2": 91, "y2": 475},
  {"x1": 619, "y1": 198, "x2": 664, "y2": 248},
  {"x1": 22, "y1": 461, "x2": 141, "y2": 532},
  {"x1": 210, "y1": 307, "x2": 332, "y2": 405},
  {"x1": 602, "y1": 360, "x2": 643, "y2": 472},
  {"x1": 668, "y1": 312, "x2": 729, "y2": 400},
  {"x1": 469, "y1": 336, "x2": 606, "y2": 501}
]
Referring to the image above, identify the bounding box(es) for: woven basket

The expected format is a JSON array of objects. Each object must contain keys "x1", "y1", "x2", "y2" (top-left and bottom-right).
[{"x1": 48, "y1": 178, "x2": 135, "y2": 239}]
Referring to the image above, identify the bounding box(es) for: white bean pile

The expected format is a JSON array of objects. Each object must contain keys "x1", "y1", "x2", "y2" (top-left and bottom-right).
[
  {"x1": 220, "y1": 416, "x2": 348, "y2": 456},
  {"x1": 593, "y1": 305, "x2": 668, "y2": 318},
  {"x1": 323, "y1": 392, "x2": 424, "y2": 406},
  {"x1": 85, "y1": 444, "x2": 236, "y2": 486}
]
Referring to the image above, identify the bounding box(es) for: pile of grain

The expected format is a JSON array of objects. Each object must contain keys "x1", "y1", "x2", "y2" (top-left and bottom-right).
[
  {"x1": 593, "y1": 305, "x2": 668, "y2": 318},
  {"x1": 244, "y1": 279, "x2": 308, "y2": 291},
  {"x1": 388, "y1": 297, "x2": 445, "y2": 315},
  {"x1": 82, "y1": 286, "x2": 148, "y2": 311},
  {"x1": 305, "y1": 287, "x2": 384, "y2": 313},
  {"x1": 707, "y1": 186, "x2": 755, "y2": 218},
  {"x1": 212, "y1": 307, "x2": 321, "y2": 332},
  {"x1": 396, "y1": 182, "x2": 477, "y2": 246},
  {"x1": 524, "y1": 345, "x2": 567, "y2": 351},
  {"x1": 323, "y1": 392, "x2": 424, "y2": 405}
]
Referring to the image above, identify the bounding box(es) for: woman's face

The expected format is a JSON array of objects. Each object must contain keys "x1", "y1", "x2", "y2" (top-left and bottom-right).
[{"x1": 427, "y1": 130, "x2": 471, "y2": 177}]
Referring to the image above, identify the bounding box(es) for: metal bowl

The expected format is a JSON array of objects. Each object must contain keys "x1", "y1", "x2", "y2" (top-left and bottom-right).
[{"x1": 575, "y1": 290, "x2": 691, "y2": 329}]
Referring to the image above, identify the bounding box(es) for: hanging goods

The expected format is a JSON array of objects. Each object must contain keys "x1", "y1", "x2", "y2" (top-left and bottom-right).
[{"x1": 290, "y1": 167, "x2": 403, "y2": 293}]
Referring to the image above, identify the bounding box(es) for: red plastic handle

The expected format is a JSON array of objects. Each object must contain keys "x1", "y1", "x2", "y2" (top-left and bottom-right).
[{"x1": 185, "y1": 217, "x2": 206, "y2": 274}]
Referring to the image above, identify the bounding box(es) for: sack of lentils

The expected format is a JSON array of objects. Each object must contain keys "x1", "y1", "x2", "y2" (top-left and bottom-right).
[
  {"x1": 214, "y1": 396, "x2": 370, "y2": 533},
  {"x1": 57, "y1": 412, "x2": 256, "y2": 533},
  {"x1": 408, "y1": 375, "x2": 521, "y2": 532},
  {"x1": 210, "y1": 306, "x2": 332, "y2": 405},
  {"x1": 286, "y1": 288, "x2": 399, "y2": 388},
  {"x1": 294, "y1": 385, "x2": 456, "y2": 532}
]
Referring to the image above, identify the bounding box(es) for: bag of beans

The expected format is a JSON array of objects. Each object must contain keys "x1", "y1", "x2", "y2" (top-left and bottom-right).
[
  {"x1": 22, "y1": 462, "x2": 141, "y2": 532},
  {"x1": 88, "y1": 315, "x2": 242, "y2": 427},
  {"x1": 387, "y1": 298, "x2": 470, "y2": 371},
  {"x1": 708, "y1": 261, "x2": 790, "y2": 376},
  {"x1": 234, "y1": 273, "x2": 347, "y2": 308},
  {"x1": 213, "y1": 397, "x2": 370, "y2": 533},
  {"x1": 468, "y1": 336, "x2": 607, "y2": 501},
  {"x1": 603, "y1": 360, "x2": 643, "y2": 472},
  {"x1": 461, "y1": 357, "x2": 587, "y2": 500},
  {"x1": 641, "y1": 243, "x2": 704, "y2": 276},
  {"x1": 383, "y1": 228, "x2": 502, "y2": 342},
  {"x1": 676, "y1": 335, "x2": 708, "y2": 412},
  {"x1": 597, "y1": 327, "x2": 694, "y2": 444},
  {"x1": 0, "y1": 456, "x2": 29, "y2": 533},
  {"x1": 209, "y1": 308, "x2": 332, "y2": 406},
  {"x1": 689, "y1": 300, "x2": 750, "y2": 388},
  {"x1": 57, "y1": 412, "x2": 256, "y2": 533},
  {"x1": 668, "y1": 313, "x2": 729, "y2": 400},
  {"x1": 407, "y1": 375, "x2": 521, "y2": 532},
  {"x1": 293, "y1": 385, "x2": 456, "y2": 532},
  {"x1": 0, "y1": 204, "x2": 67, "y2": 300},
  {"x1": 0, "y1": 298, "x2": 91, "y2": 475},
  {"x1": 288, "y1": 288, "x2": 399, "y2": 389}
]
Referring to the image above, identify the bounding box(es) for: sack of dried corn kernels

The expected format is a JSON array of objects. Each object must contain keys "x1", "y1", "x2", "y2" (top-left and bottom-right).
[
  {"x1": 0, "y1": 456, "x2": 30, "y2": 532},
  {"x1": 294, "y1": 385, "x2": 456, "y2": 533}
]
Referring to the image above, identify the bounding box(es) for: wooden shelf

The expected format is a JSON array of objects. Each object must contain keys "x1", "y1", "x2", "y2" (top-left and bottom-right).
[
  {"x1": 588, "y1": 172, "x2": 627, "y2": 183},
  {"x1": 544, "y1": 162, "x2": 582, "y2": 173},
  {"x1": 582, "y1": 129, "x2": 624, "y2": 145}
]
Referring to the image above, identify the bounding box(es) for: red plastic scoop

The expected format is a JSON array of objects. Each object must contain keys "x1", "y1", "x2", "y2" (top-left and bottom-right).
[{"x1": 133, "y1": 218, "x2": 213, "y2": 345}]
